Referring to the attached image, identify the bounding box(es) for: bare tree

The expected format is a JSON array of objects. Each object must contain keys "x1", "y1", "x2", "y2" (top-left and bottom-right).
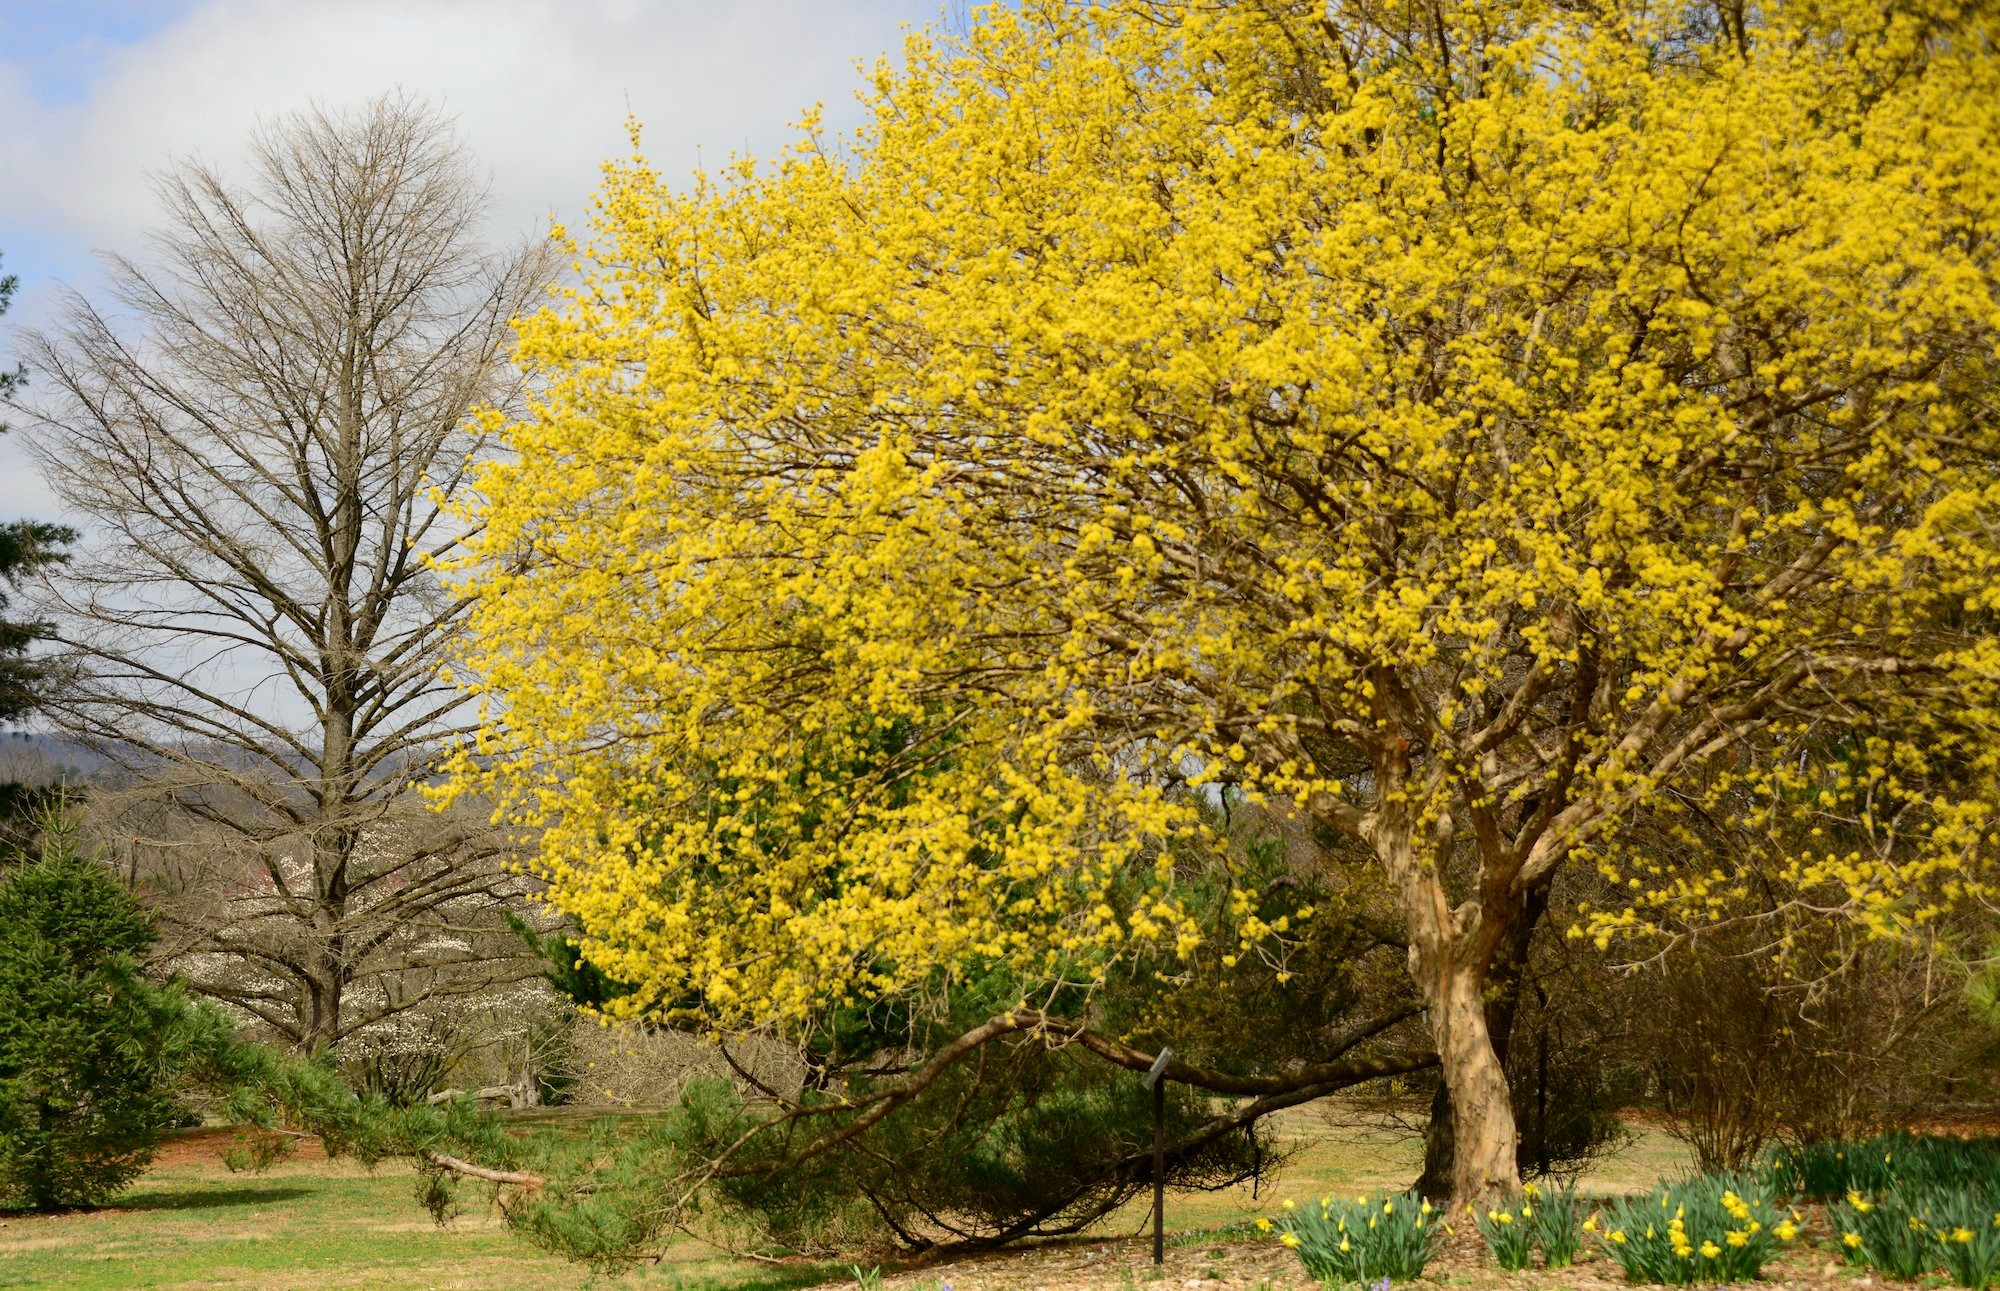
[{"x1": 14, "y1": 94, "x2": 558, "y2": 1053}]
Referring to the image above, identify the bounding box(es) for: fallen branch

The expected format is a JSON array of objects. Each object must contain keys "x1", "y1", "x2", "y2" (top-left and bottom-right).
[
  {"x1": 415, "y1": 1007, "x2": 1434, "y2": 1207},
  {"x1": 421, "y1": 1150, "x2": 544, "y2": 1189},
  {"x1": 424, "y1": 1084, "x2": 534, "y2": 1107}
]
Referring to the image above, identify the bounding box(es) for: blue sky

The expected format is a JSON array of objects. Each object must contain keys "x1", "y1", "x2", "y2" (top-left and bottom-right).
[
  {"x1": 0, "y1": 0, "x2": 946, "y2": 518},
  {"x1": 5, "y1": 1, "x2": 199, "y2": 104},
  {"x1": 1, "y1": 2, "x2": 201, "y2": 295}
]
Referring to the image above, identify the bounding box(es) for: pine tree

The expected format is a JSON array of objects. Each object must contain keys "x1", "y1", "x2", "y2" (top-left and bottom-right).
[{"x1": 0, "y1": 815, "x2": 189, "y2": 1209}]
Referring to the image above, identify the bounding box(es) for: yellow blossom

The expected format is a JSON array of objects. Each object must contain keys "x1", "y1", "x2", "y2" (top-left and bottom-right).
[{"x1": 437, "y1": 0, "x2": 2000, "y2": 1206}]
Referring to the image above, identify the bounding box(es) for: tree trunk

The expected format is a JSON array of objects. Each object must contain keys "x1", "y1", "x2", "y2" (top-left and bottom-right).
[
  {"x1": 301, "y1": 942, "x2": 346, "y2": 1054},
  {"x1": 1429, "y1": 958, "x2": 1518, "y2": 1203},
  {"x1": 1416, "y1": 882, "x2": 1550, "y2": 1199},
  {"x1": 1373, "y1": 801, "x2": 1522, "y2": 1205}
]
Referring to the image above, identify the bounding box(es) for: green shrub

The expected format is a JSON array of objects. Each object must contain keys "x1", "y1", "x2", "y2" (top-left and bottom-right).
[
  {"x1": 0, "y1": 822, "x2": 525, "y2": 1216},
  {"x1": 0, "y1": 819, "x2": 190, "y2": 1208},
  {"x1": 1474, "y1": 1196, "x2": 1535, "y2": 1271},
  {"x1": 1469, "y1": 1181, "x2": 1590, "y2": 1273},
  {"x1": 1763, "y1": 1132, "x2": 2000, "y2": 1201},
  {"x1": 1268, "y1": 1188, "x2": 1443, "y2": 1285},
  {"x1": 1831, "y1": 1188, "x2": 1939, "y2": 1279},
  {"x1": 1928, "y1": 1189, "x2": 2000, "y2": 1290},
  {"x1": 1590, "y1": 1174, "x2": 1798, "y2": 1285},
  {"x1": 1527, "y1": 1180, "x2": 1584, "y2": 1269},
  {"x1": 1830, "y1": 1186, "x2": 2000, "y2": 1288}
]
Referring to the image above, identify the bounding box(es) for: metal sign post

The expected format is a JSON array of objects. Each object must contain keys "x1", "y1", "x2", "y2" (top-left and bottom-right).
[{"x1": 1141, "y1": 1046, "x2": 1173, "y2": 1265}]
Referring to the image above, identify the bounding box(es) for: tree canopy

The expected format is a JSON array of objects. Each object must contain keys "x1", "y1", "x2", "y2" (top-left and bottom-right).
[
  {"x1": 18, "y1": 99, "x2": 553, "y2": 1053},
  {"x1": 444, "y1": 0, "x2": 2000, "y2": 1200}
]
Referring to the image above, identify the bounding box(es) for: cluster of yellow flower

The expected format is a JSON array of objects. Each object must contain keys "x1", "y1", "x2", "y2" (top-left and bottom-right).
[
  {"x1": 1592, "y1": 1181, "x2": 1803, "y2": 1284},
  {"x1": 1657, "y1": 1195, "x2": 1791, "y2": 1261},
  {"x1": 1266, "y1": 1189, "x2": 1446, "y2": 1282}
]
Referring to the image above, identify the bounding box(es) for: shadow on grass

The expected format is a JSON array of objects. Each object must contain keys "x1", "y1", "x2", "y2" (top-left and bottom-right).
[{"x1": 114, "y1": 1185, "x2": 314, "y2": 1212}]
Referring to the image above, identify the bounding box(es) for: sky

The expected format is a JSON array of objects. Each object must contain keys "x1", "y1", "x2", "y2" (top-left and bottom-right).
[{"x1": 0, "y1": 0, "x2": 952, "y2": 522}]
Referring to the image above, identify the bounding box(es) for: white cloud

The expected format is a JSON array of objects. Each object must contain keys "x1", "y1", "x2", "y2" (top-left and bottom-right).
[
  {"x1": 9, "y1": 0, "x2": 930, "y2": 246},
  {"x1": 0, "y1": 0, "x2": 939, "y2": 518}
]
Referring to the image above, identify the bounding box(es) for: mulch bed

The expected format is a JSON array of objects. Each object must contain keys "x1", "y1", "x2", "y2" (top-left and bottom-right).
[{"x1": 868, "y1": 1229, "x2": 1889, "y2": 1290}]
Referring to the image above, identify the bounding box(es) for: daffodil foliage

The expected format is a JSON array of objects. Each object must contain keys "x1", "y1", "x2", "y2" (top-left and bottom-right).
[{"x1": 444, "y1": 0, "x2": 2000, "y2": 1199}]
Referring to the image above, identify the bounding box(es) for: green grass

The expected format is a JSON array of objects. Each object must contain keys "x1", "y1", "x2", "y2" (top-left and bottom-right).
[
  {"x1": 1095, "y1": 1103, "x2": 1694, "y2": 1238},
  {"x1": 0, "y1": 1153, "x2": 829, "y2": 1291}
]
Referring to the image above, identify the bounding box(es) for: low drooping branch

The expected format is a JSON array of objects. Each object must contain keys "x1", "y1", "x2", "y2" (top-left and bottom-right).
[
  {"x1": 1052, "y1": 1005, "x2": 1424, "y2": 1094},
  {"x1": 417, "y1": 1005, "x2": 1433, "y2": 1216}
]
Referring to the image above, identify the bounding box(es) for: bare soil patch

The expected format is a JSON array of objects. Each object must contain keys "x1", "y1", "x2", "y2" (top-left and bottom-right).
[{"x1": 148, "y1": 1125, "x2": 329, "y2": 1169}]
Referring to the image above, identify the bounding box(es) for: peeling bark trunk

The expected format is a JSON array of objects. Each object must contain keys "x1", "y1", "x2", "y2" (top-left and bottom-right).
[
  {"x1": 1371, "y1": 799, "x2": 1522, "y2": 1205},
  {"x1": 1429, "y1": 957, "x2": 1518, "y2": 1203},
  {"x1": 1415, "y1": 882, "x2": 1550, "y2": 1200}
]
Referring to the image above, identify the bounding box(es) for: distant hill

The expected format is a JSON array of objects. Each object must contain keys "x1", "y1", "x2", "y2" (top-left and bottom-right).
[{"x1": 0, "y1": 731, "x2": 115, "y2": 782}]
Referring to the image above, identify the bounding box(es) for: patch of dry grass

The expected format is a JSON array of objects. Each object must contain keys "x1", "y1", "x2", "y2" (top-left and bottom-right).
[{"x1": 0, "y1": 1150, "x2": 780, "y2": 1290}]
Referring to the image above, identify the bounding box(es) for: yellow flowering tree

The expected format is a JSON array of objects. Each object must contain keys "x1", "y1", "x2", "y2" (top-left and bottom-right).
[{"x1": 446, "y1": 0, "x2": 2000, "y2": 1201}]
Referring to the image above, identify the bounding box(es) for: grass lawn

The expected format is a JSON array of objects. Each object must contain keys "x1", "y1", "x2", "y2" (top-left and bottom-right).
[
  {"x1": 1083, "y1": 1102, "x2": 1695, "y2": 1241},
  {"x1": 0, "y1": 1131, "x2": 828, "y2": 1291},
  {"x1": 0, "y1": 1107, "x2": 1700, "y2": 1290}
]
